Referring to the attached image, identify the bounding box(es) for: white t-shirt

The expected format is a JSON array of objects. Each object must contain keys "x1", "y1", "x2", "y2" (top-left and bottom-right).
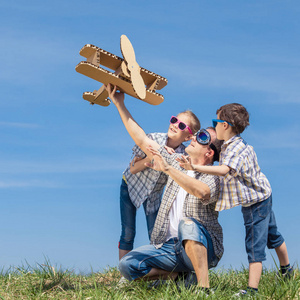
[{"x1": 165, "y1": 170, "x2": 195, "y2": 241}]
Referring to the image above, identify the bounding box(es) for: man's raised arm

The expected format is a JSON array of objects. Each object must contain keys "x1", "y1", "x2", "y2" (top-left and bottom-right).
[{"x1": 106, "y1": 84, "x2": 159, "y2": 156}]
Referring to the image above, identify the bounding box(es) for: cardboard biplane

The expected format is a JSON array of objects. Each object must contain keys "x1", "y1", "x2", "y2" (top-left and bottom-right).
[{"x1": 75, "y1": 35, "x2": 168, "y2": 106}]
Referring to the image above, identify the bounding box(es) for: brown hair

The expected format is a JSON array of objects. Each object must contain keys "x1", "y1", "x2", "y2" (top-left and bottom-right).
[
  {"x1": 216, "y1": 103, "x2": 249, "y2": 134},
  {"x1": 206, "y1": 126, "x2": 224, "y2": 162},
  {"x1": 178, "y1": 110, "x2": 201, "y2": 134}
]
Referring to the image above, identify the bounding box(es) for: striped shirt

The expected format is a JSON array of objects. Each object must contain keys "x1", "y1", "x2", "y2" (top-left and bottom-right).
[
  {"x1": 215, "y1": 135, "x2": 272, "y2": 211},
  {"x1": 151, "y1": 147, "x2": 224, "y2": 262},
  {"x1": 124, "y1": 133, "x2": 186, "y2": 215}
]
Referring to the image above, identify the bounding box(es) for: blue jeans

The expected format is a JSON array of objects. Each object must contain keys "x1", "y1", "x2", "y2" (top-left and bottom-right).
[
  {"x1": 242, "y1": 195, "x2": 284, "y2": 263},
  {"x1": 119, "y1": 179, "x2": 158, "y2": 251},
  {"x1": 119, "y1": 218, "x2": 219, "y2": 280}
]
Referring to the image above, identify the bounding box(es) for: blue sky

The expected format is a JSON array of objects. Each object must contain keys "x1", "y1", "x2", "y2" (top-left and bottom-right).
[{"x1": 0, "y1": 1, "x2": 299, "y2": 273}]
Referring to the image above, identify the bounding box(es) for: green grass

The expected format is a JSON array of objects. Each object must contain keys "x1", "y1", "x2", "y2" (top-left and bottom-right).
[{"x1": 0, "y1": 260, "x2": 299, "y2": 299}]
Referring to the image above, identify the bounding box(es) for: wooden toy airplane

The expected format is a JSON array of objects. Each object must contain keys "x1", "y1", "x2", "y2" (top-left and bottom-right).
[{"x1": 75, "y1": 35, "x2": 168, "y2": 106}]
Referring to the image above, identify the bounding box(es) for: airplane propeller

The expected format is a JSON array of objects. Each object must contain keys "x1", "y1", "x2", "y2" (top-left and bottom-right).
[{"x1": 120, "y1": 35, "x2": 146, "y2": 100}]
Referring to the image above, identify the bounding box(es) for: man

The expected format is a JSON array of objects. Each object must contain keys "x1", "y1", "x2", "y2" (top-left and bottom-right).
[{"x1": 106, "y1": 84, "x2": 223, "y2": 292}]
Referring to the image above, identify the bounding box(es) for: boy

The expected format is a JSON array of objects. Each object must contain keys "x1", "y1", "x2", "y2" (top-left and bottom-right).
[
  {"x1": 177, "y1": 103, "x2": 293, "y2": 296},
  {"x1": 118, "y1": 107, "x2": 200, "y2": 260}
]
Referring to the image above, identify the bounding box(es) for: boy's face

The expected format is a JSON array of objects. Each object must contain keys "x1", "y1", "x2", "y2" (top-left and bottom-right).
[
  {"x1": 167, "y1": 113, "x2": 193, "y2": 143},
  {"x1": 214, "y1": 113, "x2": 226, "y2": 140}
]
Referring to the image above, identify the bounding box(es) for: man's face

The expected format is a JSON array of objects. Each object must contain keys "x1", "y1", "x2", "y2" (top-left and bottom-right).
[
  {"x1": 186, "y1": 128, "x2": 216, "y2": 160},
  {"x1": 167, "y1": 113, "x2": 192, "y2": 143}
]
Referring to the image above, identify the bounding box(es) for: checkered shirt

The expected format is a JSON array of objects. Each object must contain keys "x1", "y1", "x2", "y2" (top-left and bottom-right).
[
  {"x1": 150, "y1": 147, "x2": 224, "y2": 261},
  {"x1": 215, "y1": 135, "x2": 272, "y2": 211},
  {"x1": 124, "y1": 132, "x2": 186, "y2": 215}
]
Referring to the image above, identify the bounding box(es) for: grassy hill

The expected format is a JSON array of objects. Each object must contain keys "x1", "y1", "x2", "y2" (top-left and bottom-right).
[{"x1": 0, "y1": 261, "x2": 299, "y2": 299}]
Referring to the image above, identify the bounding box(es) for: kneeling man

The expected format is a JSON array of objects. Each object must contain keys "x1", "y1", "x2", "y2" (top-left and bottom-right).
[{"x1": 106, "y1": 84, "x2": 224, "y2": 290}]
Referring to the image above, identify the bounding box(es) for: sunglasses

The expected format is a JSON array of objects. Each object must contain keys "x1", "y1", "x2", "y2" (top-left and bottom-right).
[
  {"x1": 195, "y1": 128, "x2": 211, "y2": 145},
  {"x1": 212, "y1": 119, "x2": 233, "y2": 128},
  {"x1": 195, "y1": 129, "x2": 220, "y2": 161},
  {"x1": 170, "y1": 116, "x2": 193, "y2": 135}
]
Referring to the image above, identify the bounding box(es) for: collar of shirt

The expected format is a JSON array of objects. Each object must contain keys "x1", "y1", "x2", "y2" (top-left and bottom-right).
[{"x1": 221, "y1": 134, "x2": 242, "y2": 151}]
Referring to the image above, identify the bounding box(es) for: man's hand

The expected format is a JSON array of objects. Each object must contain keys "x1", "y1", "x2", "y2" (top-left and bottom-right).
[
  {"x1": 105, "y1": 83, "x2": 125, "y2": 106},
  {"x1": 145, "y1": 145, "x2": 170, "y2": 173},
  {"x1": 176, "y1": 155, "x2": 194, "y2": 170}
]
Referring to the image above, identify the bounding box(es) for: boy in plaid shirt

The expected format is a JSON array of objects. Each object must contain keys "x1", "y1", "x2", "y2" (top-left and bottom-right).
[{"x1": 178, "y1": 103, "x2": 293, "y2": 296}]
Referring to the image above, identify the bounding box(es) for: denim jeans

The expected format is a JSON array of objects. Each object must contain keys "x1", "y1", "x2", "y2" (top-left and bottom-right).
[
  {"x1": 119, "y1": 218, "x2": 219, "y2": 280},
  {"x1": 242, "y1": 194, "x2": 284, "y2": 263},
  {"x1": 119, "y1": 179, "x2": 158, "y2": 251}
]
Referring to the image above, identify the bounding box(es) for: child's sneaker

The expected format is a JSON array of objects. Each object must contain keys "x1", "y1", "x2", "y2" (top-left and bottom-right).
[
  {"x1": 277, "y1": 266, "x2": 294, "y2": 280},
  {"x1": 234, "y1": 289, "x2": 247, "y2": 297},
  {"x1": 234, "y1": 288, "x2": 258, "y2": 298}
]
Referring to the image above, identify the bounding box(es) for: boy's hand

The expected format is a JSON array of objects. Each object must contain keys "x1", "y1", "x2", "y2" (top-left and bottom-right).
[
  {"x1": 145, "y1": 145, "x2": 170, "y2": 173},
  {"x1": 176, "y1": 155, "x2": 194, "y2": 170},
  {"x1": 105, "y1": 83, "x2": 125, "y2": 105}
]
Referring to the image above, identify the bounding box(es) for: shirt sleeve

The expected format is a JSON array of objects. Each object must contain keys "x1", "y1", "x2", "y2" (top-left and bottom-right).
[
  {"x1": 221, "y1": 145, "x2": 243, "y2": 180},
  {"x1": 200, "y1": 173, "x2": 220, "y2": 204},
  {"x1": 188, "y1": 171, "x2": 220, "y2": 205}
]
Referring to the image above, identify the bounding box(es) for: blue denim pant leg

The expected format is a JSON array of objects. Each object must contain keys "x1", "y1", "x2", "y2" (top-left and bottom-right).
[
  {"x1": 119, "y1": 179, "x2": 136, "y2": 251},
  {"x1": 178, "y1": 217, "x2": 219, "y2": 269},
  {"x1": 266, "y1": 206, "x2": 285, "y2": 250},
  {"x1": 142, "y1": 201, "x2": 158, "y2": 240},
  {"x1": 242, "y1": 195, "x2": 284, "y2": 263},
  {"x1": 119, "y1": 239, "x2": 189, "y2": 281},
  {"x1": 119, "y1": 179, "x2": 159, "y2": 250}
]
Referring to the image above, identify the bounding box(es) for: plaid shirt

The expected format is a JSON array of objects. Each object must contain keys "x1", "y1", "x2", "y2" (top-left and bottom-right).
[
  {"x1": 215, "y1": 135, "x2": 272, "y2": 211},
  {"x1": 150, "y1": 147, "x2": 224, "y2": 261},
  {"x1": 124, "y1": 133, "x2": 186, "y2": 215}
]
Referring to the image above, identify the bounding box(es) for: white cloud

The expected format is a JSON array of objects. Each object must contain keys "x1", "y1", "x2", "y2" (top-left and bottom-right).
[
  {"x1": 0, "y1": 157, "x2": 126, "y2": 174},
  {"x1": 247, "y1": 125, "x2": 300, "y2": 150},
  {"x1": 0, "y1": 29, "x2": 77, "y2": 87},
  {"x1": 0, "y1": 179, "x2": 61, "y2": 189},
  {"x1": 0, "y1": 122, "x2": 39, "y2": 129},
  {"x1": 0, "y1": 179, "x2": 118, "y2": 189},
  {"x1": 157, "y1": 59, "x2": 300, "y2": 104}
]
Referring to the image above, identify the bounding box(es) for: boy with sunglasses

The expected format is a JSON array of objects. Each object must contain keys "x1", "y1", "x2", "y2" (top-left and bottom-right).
[
  {"x1": 178, "y1": 103, "x2": 293, "y2": 296},
  {"x1": 105, "y1": 84, "x2": 224, "y2": 294},
  {"x1": 117, "y1": 95, "x2": 200, "y2": 261}
]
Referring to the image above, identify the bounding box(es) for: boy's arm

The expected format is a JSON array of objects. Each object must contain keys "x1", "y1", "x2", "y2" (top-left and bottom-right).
[
  {"x1": 130, "y1": 156, "x2": 151, "y2": 174},
  {"x1": 177, "y1": 155, "x2": 230, "y2": 176},
  {"x1": 106, "y1": 84, "x2": 159, "y2": 157},
  {"x1": 192, "y1": 164, "x2": 230, "y2": 176},
  {"x1": 145, "y1": 146, "x2": 211, "y2": 200}
]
